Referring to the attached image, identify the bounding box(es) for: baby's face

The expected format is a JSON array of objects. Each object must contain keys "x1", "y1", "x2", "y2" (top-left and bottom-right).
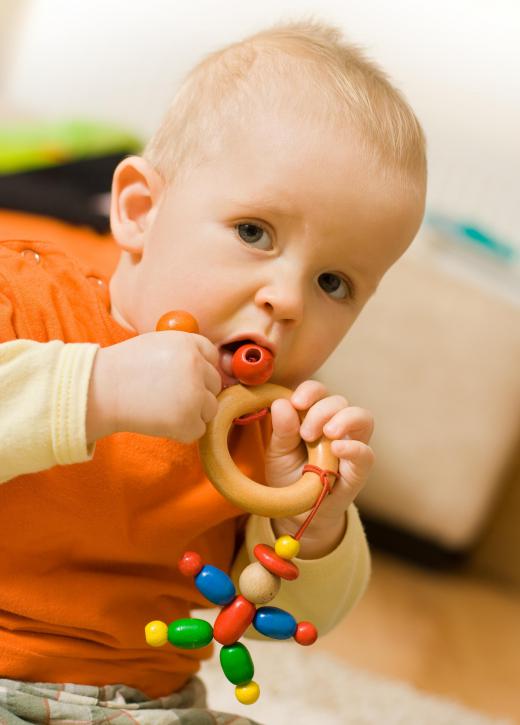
[{"x1": 110, "y1": 115, "x2": 424, "y2": 388}]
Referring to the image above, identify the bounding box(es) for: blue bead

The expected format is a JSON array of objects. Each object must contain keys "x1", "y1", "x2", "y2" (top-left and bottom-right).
[
  {"x1": 195, "y1": 565, "x2": 236, "y2": 605},
  {"x1": 253, "y1": 606, "x2": 297, "y2": 640}
]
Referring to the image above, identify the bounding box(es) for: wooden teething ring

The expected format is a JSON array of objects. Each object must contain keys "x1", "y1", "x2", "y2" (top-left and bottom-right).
[
  {"x1": 199, "y1": 383, "x2": 338, "y2": 518},
  {"x1": 157, "y1": 311, "x2": 338, "y2": 519}
]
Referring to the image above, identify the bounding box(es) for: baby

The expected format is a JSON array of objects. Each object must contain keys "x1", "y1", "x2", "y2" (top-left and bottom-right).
[{"x1": 0, "y1": 20, "x2": 426, "y2": 724}]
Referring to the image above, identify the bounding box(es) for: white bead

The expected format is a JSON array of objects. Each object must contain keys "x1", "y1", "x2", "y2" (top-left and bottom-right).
[{"x1": 239, "y1": 562, "x2": 281, "y2": 604}]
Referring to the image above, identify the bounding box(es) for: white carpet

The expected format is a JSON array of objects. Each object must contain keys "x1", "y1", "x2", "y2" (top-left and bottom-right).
[{"x1": 199, "y1": 638, "x2": 513, "y2": 725}]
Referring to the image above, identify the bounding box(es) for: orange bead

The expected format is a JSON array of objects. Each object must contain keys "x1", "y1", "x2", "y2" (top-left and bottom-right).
[
  {"x1": 231, "y1": 344, "x2": 274, "y2": 385},
  {"x1": 294, "y1": 621, "x2": 318, "y2": 646},
  {"x1": 213, "y1": 595, "x2": 256, "y2": 645},
  {"x1": 156, "y1": 310, "x2": 199, "y2": 333}
]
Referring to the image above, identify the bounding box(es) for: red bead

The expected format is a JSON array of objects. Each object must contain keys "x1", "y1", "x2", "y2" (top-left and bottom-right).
[
  {"x1": 253, "y1": 544, "x2": 299, "y2": 581},
  {"x1": 294, "y1": 621, "x2": 318, "y2": 646},
  {"x1": 178, "y1": 551, "x2": 204, "y2": 577},
  {"x1": 156, "y1": 310, "x2": 199, "y2": 333},
  {"x1": 231, "y1": 344, "x2": 274, "y2": 386},
  {"x1": 213, "y1": 595, "x2": 256, "y2": 645}
]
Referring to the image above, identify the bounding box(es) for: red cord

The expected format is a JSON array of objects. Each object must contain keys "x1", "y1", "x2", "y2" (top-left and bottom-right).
[
  {"x1": 294, "y1": 465, "x2": 338, "y2": 541},
  {"x1": 232, "y1": 407, "x2": 270, "y2": 425},
  {"x1": 231, "y1": 411, "x2": 338, "y2": 542}
]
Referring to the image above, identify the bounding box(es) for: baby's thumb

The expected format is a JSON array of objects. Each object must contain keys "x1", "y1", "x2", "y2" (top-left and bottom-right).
[{"x1": 268, "y1": 398, "x2": 302, "y2": 457}]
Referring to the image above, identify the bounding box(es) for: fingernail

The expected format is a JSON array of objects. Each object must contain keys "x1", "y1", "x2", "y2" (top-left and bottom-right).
[{"x1": 324, "y1": 424, "x2": 338, "y2": 437}]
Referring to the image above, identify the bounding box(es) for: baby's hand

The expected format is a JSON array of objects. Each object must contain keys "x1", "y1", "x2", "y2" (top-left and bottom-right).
[
  {"x1": 265, "y1": 380, "x2": 374, "y2": 556},
  {"x1": 86, "y1": 332, "x2": 222, "y2": 444}
]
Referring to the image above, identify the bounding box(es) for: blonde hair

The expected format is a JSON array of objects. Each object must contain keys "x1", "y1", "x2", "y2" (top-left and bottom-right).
[{"x1": 144, "y1": 20, "x2": 426, "y2": 187}]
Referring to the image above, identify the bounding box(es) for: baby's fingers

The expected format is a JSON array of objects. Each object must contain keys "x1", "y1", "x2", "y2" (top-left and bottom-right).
[
  {"x1": 299, "y1": 395, "x2": 349, "y2": 442},
  {"x1": 323, "y1": 406, "x2": 374, "y2": 445},
  {"x1": 290, "y1": 380, "x2": 329, "y2": 411},
  {"x1": 269, "y1": 398, "x2": 303, "y2": 456},
  {"x1": 331, "y1": 439, "x2": 375, "y2": 493},
  {"x1": 204, "y1": 359, "x2": 223, "y2": 397}
]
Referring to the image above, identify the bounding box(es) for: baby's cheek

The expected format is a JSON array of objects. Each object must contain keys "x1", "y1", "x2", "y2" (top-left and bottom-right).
[{"x1": 274, "y1": 360, "x2": 315, "y2": 389}]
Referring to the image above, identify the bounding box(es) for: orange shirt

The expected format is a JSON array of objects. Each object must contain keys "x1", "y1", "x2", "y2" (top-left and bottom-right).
[{"x1": 0, "y1": 235, "x2": 267, "y2": 697}]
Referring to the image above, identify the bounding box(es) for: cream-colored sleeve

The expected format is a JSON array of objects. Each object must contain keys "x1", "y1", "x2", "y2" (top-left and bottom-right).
[
  {"x1": 0, "y1": 339, "x2": 99, "y2": 483},
  {"x1": 230, "y1": 504, "x2": 370, "y2": 636}
]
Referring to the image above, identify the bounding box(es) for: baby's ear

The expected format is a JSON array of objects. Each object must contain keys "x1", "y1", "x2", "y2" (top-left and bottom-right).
[{"x1": 110, "y1": 156, "x2": 164, "y2": 256}]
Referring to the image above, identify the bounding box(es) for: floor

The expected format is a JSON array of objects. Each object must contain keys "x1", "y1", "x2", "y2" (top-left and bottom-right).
[{"x1": 314, "y1": 551, "x2": 520, "y2": 723}]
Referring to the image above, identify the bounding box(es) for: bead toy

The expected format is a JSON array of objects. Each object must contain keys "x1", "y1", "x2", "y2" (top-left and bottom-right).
[
  {"x1": 253, "y1": 543, "x2": 299, "y2": 580},
  {"x1": 147, "y1": 550, "x2": 318, "y2": 705},
  {"x1": 145, "y1": 311, "x2": 338, "y2": 704},
  {"x1": 238, "y1": 562, "x2": 280, "y2": 604},
  {"x1": 231, "y1": 344, "x2": 274, "y2": 385},
  {"x1": 156, "y1": 310, "x2": 199, "y2": 334},
  {"x1": 200, "y1": 381, "x2": 337, "y2": 517}
]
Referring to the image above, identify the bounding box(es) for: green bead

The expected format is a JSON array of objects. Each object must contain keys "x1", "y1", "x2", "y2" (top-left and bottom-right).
[
  {"x1": 168, "y1": 618, "x2": 213, "y2": 649},
  {"x1": 220, "y1": 642, "x2": 254, "y2": 684}
]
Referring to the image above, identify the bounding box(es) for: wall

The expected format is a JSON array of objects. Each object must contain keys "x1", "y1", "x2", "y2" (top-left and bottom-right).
[{"x1": 1, "y1": 0, "x2": 519, "y2": 251}]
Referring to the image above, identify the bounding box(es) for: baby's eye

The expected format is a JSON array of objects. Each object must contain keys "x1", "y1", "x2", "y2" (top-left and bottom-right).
[
  {"x1": 318, "y1": 272, "x2": 351, "y2": 300},
  {"x1": 236, "y1": 223, "x2": 272, "y2": 250}
]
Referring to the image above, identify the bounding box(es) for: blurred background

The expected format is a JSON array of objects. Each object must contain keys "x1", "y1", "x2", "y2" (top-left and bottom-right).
[{"x1": 1, "y1": 1, "x2": 519, "y2": 722}]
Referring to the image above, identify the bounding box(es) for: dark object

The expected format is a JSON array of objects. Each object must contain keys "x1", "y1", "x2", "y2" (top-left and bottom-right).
[
  {"x1": 361, "y1": 513, "x2": 469, "y2": 570},
  {"x1": 0, "y1": 153, "x2": 128, "y2": 232}
]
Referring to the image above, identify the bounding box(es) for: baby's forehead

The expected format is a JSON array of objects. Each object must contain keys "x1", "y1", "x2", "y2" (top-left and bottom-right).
[
  {"x1": 179, "y1": 97, "x2": 423, "y2": 239},
  {"x1": 212, "y1": 118, "x2": 382, "y2": 198},
  {"x1": 213, "y1": 103, "x2": 358, "y2": 168}
]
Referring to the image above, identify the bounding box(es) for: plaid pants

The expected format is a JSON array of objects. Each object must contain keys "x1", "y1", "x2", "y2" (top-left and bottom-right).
[{"x1": 0, "y1": 677, "x2": 262, "y2": 724}]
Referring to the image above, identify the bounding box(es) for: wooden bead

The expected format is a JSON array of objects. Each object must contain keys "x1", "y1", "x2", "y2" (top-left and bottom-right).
[
  {"x1": 220, "y1": 642, "x2": 254, "y2": 685},
  {"x1": 274, "y1": 535, "x2": 300, "y2": 560},
  {"x1": 213, "y1": 595, "x2": 256, "y2": 645},
  {"x1": 253, "y1": 606, "x2": 297, "y2": 640},
  {"x1": 235, "y1": 680, "x2": 260, "y2": 705},
  {"x1": 253, "y1": 544, "x2": 299, "y2": 580},
  {"x1": 178, "y1": 551, "x2": 204, "y2": 577},
  {"x1": 294, "y1": 620, "x2": 318, "y2": 646},
  {"x1": 238, "y1": 563, "x2": 280, "y2": 604},
  {"x1": 231, "y1": 344, "x2": 274, "y2": 385},
  {"x1": 195, "y1": 564, "x2": 236, "y2": 606},
  {"x1": 167, "y1": 618, "x2": 213, "y2": 649},
  {"x1": 145, "y1": 620, "x2": 168, "y2": 647},
  {"x1": 156, "y1": 310, "x2": 199, "y2": 333}
]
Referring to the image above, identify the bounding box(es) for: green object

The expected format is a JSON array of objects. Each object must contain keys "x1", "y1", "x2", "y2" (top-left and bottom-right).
[
  {"x1": 220, "y1": 642, "x2": 254, "y2": 684},
  {"x1": 167, "y1": 618, "x2": 213, "y2": 649},
  {"x1": 0, "y1": 120, "x2": 141, "y2": 174}
]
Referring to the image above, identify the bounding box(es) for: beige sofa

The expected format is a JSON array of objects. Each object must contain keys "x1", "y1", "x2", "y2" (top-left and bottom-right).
[
  {"x1": 471, "y1": 447, "x2": 520, "y2": 586},
  {"x1": 316, "y1": 232, "x2": 520, "y2": 566}
]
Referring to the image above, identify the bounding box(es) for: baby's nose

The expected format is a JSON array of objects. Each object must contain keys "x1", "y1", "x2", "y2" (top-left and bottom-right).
[{"x1": 254, "y1": 282, "x2": 304, "y2": 323}]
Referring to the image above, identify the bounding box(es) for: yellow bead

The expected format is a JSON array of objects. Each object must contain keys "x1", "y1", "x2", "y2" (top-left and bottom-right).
[
  {"x1": 145, "y1": 620, "x2": 168, "y2": 647},
  {"x1": 235, "y1": 680, "x2": 260, "y2": 705},
  {"x1": 274, "y1": 535, "x2": 300, "y2": 560}
]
